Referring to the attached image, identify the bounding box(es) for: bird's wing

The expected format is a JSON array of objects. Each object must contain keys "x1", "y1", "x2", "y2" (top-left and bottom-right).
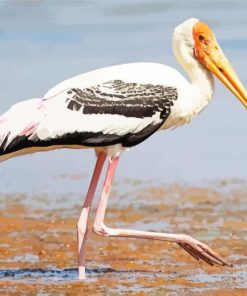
[{"x1": 0, "y1": 80, "x2": 177, "y2": 158}]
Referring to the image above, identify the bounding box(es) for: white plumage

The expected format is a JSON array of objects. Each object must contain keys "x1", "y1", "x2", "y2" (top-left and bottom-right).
[
  {"x1": 37, "y1": 89, "x2": 163, "y2": 138},
  {"x1": 44, "y1": 63, "x2": 187, "y2": 98}
]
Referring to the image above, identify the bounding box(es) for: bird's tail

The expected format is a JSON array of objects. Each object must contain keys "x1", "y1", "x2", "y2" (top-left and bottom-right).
[{"x1": 0, "y1": 98, "x2": 41, "y2": 162}]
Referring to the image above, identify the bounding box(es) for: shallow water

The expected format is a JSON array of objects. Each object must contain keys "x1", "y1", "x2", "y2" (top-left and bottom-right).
[
  {"x1": 0, "y1": 1, "x2": 247, "y2": 295},
  {"x1": 0, "y1": 181, "x2": 246, "y2": 294}
]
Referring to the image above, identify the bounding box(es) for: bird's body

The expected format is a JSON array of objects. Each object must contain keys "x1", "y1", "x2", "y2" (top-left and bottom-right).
[
  {"x1": 44, "y1": 61, "x2": 213, "y2": 130},
  {"x1": 0, "y1": 18, "x2": 246, "y2": 280},
  {"x1": 0, "y1": 61, "x2": 213, "y2": 162}
]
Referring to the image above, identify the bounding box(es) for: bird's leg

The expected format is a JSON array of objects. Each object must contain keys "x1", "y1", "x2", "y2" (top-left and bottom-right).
[
  {"x1": 77, "y1": 151, "x2": 107, "y2": 280},
  {"x1": 93, "y1": 156, "x2": 232, "y2": 268}
]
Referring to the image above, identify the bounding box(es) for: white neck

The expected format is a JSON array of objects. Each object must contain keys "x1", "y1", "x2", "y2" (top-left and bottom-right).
[
  {"x1": 173, "y1": 35, "x2": 215, "y2": 102},
  {"x1": 161, "y1": 21, "x2": 215, "y2": 131},
  {"x1": 160, "y1": 18, "x2": 215, "y2": 130}
]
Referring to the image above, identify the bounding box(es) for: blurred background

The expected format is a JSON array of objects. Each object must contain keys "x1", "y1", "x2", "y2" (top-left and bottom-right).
[{"x1": 0, "y1": 0, "x2": 246, "y2": 195}]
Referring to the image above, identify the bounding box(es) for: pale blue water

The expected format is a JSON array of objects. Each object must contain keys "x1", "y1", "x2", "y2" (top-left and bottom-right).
[{"x1": 0, "y1": 0, "x2": 246, "y2": 195}]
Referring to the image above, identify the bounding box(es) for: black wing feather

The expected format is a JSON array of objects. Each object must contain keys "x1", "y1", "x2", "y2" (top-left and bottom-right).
[
  {"x1": 0, "y1": 80, "x2": 178, "y2": 158},
  {"x1": 66, "y1": 80, "x2": 177, "y2": 119}
]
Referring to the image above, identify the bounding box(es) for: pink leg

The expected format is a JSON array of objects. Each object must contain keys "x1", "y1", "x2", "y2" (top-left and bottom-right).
[
  {"x1": 77, "y1": 151, "x2": 107, "y2": 280},
  {"x1": 93, "y1": 156, "x2": 232, "y2": 267}
]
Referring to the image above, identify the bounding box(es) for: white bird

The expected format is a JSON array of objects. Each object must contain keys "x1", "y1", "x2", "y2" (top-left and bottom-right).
[{"x1": 0, "y1": 18, "x2": 246, "y2": 280}]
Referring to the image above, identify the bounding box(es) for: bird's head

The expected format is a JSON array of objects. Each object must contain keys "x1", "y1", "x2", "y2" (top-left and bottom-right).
[{"x1": 173, "y1": 18, "x2": 247, "y2": 108}]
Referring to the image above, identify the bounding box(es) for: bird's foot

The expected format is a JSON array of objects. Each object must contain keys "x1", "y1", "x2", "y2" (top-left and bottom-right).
[
  {"x1": 176, "y1": 234, "x2": 232, "y2": 267},
  {"x1": 78, "y1": 266, "x2": 86, "y2": 280}
]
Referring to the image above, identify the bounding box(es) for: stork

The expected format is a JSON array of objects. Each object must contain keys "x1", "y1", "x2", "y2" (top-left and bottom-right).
[{"x1": 0, "y1": 18, "x2": 246, "y2": 280}]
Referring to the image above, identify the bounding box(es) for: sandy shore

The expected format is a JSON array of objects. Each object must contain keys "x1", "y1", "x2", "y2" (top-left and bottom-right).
[{"x1": 0, "y1": 179, "x2": 246, "y2": 295}]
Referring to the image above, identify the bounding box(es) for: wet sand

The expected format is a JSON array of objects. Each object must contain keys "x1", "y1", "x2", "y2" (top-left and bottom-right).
[{"x1": 0, "y1": 179, "x2": 246, "y2": 295}]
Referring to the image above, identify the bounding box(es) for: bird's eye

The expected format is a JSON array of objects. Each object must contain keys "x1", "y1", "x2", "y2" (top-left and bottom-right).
[{"x1": 199, "y1": 34, "x2": 205, "y2": 41}]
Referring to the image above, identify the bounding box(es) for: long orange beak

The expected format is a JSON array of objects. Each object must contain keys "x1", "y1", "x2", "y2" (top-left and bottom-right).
[{"x1": 193, "y1": 21, "x2": 247, "y2": 108}]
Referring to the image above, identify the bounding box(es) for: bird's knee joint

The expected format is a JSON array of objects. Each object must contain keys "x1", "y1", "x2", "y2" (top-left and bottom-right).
[
  {"x1": 77, "y1": 223, "x2": 88, "y2": 237},
  {"x1": 93, "y1": 222, "x2": 109, "y2": 237}
]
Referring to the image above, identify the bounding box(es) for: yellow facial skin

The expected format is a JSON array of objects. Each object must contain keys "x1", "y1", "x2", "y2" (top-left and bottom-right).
[{"x1": 193, "y1": 21, "x2": 247, "y2": 108}]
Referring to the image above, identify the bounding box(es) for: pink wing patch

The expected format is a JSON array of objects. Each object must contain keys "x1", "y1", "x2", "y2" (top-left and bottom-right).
[
  {"x1": 0, "y1": 117, "x2": 7, "y2": 124},
  {"x1": 20, "y1": 122, "x2": 39, "y2": 136}
]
